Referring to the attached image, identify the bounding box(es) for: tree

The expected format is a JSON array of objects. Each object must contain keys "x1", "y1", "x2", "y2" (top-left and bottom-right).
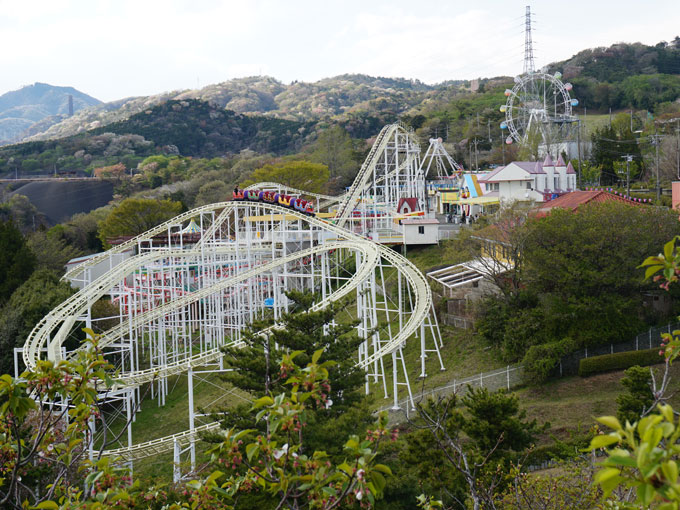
[
  {"x1": 407, "y1": 388, "x2": 545, "y2": 510},
  {"x1": 0, "y1": 269, "x2": 74, "y2": 374},
  {"x1": 209, "y1": 350, "x2": 393, "y2": 510},
  {"x1": 97, "y1": 198, "x2": 182, "y2": 248},
  {"x1": 195, "y1": 179, "x2": 230, "y2": 206},
  {"x1": 616, "y1": 366, "x2": 654, "y2": 424},
  {"x1": 0, "y1": 195, "x2": 46, "y2": 234},
  {"x1": 0, "y1": 221, "x2": 35, "y2": 304},
  {"x1": 310, "y1": 125, "x2": 358, "y2": 190},
  {"x1": 26, "y1": 229, "x2": 83, "y2": 274},
  {"x1": 241, "y1": 161, "x2": 330, "y2": 194},
  {"x1": 477, "y1": 201, "x2": 680, "y2": 373},
  {"x1": 220, "y1": 291, "x2": 369, "y2": 457}
]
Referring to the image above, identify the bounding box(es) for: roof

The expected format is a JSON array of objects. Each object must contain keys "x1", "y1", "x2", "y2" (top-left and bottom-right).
[
  {"x1": 401, "y1": 218, "x2": 440, "y2": 225},
  {"x1": 556, "y1": 154, "x2": 566, "y2": 167},
  {"x1": 534, "y1": 190, "x2": 645, "y2": 216},
  {"x1": 543, "y1": 154, "x2": 554, "y2": 167},
  {"x1": 427, "y1": 257, "x2": 515, "y2": 289},
  {"x1": 566, "y1": 161, "x2": 576, "y2": 174},
  {"x1": 396, "y1": 197, "x2": 419, "y2": 212}
]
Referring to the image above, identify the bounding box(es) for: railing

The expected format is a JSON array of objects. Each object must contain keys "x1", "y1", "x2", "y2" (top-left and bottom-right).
[{"x1": 385, "y1": 320, "x2": 680, "y2": 423}]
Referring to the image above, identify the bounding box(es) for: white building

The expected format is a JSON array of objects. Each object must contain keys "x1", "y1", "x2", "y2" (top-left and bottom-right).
[
  {"x1": 478, "y1": 154, "x2": 577, "y2": 203},
  {"x1": 400, "y1": 218, "x2": 440, "y2": 245}
]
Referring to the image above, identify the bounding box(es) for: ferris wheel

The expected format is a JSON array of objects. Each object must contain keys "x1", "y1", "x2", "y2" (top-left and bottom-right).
[{"x1": 500, "y1": 71, "x2": 578, "y2": 145}]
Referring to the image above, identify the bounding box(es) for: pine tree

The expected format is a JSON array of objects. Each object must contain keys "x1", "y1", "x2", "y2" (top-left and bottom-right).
[{"x1": 218, "y1": 290, "x2": 371, "y2": 456}]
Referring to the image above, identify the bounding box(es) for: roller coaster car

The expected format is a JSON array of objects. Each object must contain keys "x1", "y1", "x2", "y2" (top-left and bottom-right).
[
  {"x1": 247, "y1": 190, "x2": 260, "y2": 201},
  {"x1": 232, "y1": 189, "x2": 244, "y2": 200},
  {"x1": 278, "y1": 195, "x2": 292, "y2": 207}
]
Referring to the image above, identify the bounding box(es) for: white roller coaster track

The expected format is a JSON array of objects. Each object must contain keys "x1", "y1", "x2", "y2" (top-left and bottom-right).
[{"x1": 28, "y1": 124, "x2": 438, "y2": 463}]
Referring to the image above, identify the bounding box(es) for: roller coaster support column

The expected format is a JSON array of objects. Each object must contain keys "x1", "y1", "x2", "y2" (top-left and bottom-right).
[{"x1": 187, "y1": 367, "x2": 196, "y2": 471}]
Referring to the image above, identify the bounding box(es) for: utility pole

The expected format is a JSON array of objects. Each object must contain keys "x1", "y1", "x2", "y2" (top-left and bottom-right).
[
  {"x1": 577, "y1": 119, "x2": 582, "y2": 189},
  {"x1": 650, "y1": 132, "x2": 662, "y2": 201},
  {"x1": 622, "y1": 155, "x2": 633, "y2": 198},
  {"x1": 501, "y1": 129, "x2": 506, "y2": 166},
  {"x1": 630, "y1": 110, "x2": 634, "y2": 132}
]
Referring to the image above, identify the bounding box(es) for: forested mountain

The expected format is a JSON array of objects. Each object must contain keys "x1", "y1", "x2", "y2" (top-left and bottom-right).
[
  {"x1": 0, "y1": 82, "x2": 101, "y2": 143},
  {"x1": 0, "y1": 99, "x2": 312, "y2": 177},
  {"x1": 23, "y1": 75, "x2": 467, "y2": 143},
  {"x1": 546, "y1": 39, "x2": 680, "y2": 111}
]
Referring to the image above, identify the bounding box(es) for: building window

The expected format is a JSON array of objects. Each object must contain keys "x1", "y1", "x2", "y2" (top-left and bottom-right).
[
  {"x1": 526, "y1": 181, "x2": 531, "y2": 189},
  {"x1": 494, "y1": 183, "x2": 499, "y2": 191},
  {"x1": 418, "y1": 226, "x2": 425, "y2": 234}
]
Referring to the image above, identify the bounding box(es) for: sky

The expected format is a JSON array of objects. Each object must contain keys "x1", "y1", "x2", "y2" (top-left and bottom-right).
[{"x1": 0, "y1": 0, "x2": 678, "y2": 102}]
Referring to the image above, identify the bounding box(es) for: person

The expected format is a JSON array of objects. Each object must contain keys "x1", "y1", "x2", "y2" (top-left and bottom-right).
[{"x1": 461, "y1": 211, "x2": 466, "y2": 225}]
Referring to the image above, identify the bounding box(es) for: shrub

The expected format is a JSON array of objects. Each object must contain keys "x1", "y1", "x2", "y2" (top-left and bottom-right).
[
  {"x1": 578, "y1": 348, "x2": 663, "y2": 377},
  {"x1": 523, "y1": 337, "x2": 575, "y2": 383}
]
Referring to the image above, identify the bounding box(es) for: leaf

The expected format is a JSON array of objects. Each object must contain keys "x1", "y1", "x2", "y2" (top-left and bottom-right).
[
  {"x1": 645, "y1": 264, "x2": 664, "y2": 280},
  {"x1": 253, "y1": 396, "x2": 273, "y2": 409},
  {"x1": 595, "y1": 467, "x2": 621, "y2": 485},
  {"x1": 661, "y1": 460, "x2": 678, "y2": 484},
  {"x1": 638, "y1": 482, "x2": 655, "y2": 506},
  {"x1": 372, "y1": 463, "x2": 393, "y2": 475},
  {"x1": 596, "y1": 416, "x2": 623, "y2": 431},
  {"x1": 589, "y1": 434, "x2": 620, "y2": 450},
  {"x1": 370, "y1": 471, "x2": 386, "y2": 492},
  {"x1": 311, "y1": 348, "x2": 325, "y2": 364},
  {"x1": 246, "y1": 443, "x2": 259, "y2": 462},
  {"x1": 605, "y1": 455, "x2": 638, "y2": 468},
  {"x1": 664, "y1": 238, "x2": 676, "y2": 260},
  {"x1": 34, "y1": 503, "x2": 59, "y2": 510}
]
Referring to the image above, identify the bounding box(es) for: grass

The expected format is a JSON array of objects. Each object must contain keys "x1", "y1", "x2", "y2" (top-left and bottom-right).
[
  {"x1": 517, "y1": 361, "x2": 680, "y2": 443},
  {"x1": 106, "y1": 370, "x2": 251, "y2": 480}
]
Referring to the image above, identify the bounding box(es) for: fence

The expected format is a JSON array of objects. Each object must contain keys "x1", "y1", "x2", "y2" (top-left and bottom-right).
[
  {"x1": 385, "y1": 364, "x2": 524, "y2": 422},
  {"x1": 386, "y1": 320, "x2": 679, "y2": 423},
  {"x1": 556, "y1": 321, "x2": 679, "y2": 377}
]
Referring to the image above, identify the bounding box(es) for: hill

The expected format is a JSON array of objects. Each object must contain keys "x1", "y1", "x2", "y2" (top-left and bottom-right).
[
  {"x1": 0, "y1": 83, "x2": 101, "y2": 143},
  {"x1": 22, "y1": 75, "x2": 466, "y2": 143},
  {"x1": 0, "y1": 99, "x2": 313, "y2": 177},
  {"x1": 546, "y1": 39, "x2": 680, "y2": 112}
]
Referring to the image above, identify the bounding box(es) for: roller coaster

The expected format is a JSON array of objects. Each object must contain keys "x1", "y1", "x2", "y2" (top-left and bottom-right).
[{"x1": 20, "y1": 123, "x2": 447, "y2": 479}]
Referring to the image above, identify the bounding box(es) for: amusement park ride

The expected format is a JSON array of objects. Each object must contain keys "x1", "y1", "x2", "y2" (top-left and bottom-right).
[
  {"x1": 19, "y1": 122, "x2": 454, "y2": 480},
  {"x1": 18, "y1": 6, "x2": 575, "y2": 481},
  {"x1": 501, "y1": 6, "x2": 579, "y2": 150}
]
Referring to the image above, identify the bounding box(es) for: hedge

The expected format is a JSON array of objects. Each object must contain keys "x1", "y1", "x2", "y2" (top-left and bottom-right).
[{"x1": 578, "y1": 348, "x2": 664, "y2": 377}]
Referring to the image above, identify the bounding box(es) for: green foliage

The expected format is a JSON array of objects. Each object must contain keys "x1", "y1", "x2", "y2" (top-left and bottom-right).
[
  {"x1": 0, "y1": 221, "x2": 35, "y2": 303},
  {"x1": 523, "y1": 337, "x2": 575, "y2": 384},
  {"x1": 462, "y1": 386, "x2": 545, "y2": 454},
  {"x1": 93, "y1": 99, "x2": 311, "y2": 158},
  {"x1": 97, "y1": 198, "x2": 182, "y2": 248},
  {"x1": 578, "y1": 348, "x2": 663, "y2": 377},
  {"x1": 241, "y1": 160, "x2": 330, "y2": 193},
  {"x1": 309, "y1": 125, "x2": 361, "y2": 190},
  {"x1": 207, "y1": 350, "x2": 393, "y2": 510},
  {"x1": 405, "y1": 388, "x2": 545, "y2": 509},
  {"x1": 590, "y1": 404, "x2": 680, "y2": 509},
  {"x1": 26, "y1": 229, "x2": 83, "y2": 273},
  {"x1": 616, "y1": 366, "x2": 654, "y2": 424},
  {"x1": 0, "y1": 269, "x2": 74, "y2": 374},
  {"x1": 220, "y1": 291, "x2": 368, "y2": 459},
  {"x1": 497, "y1": 461, "x2": 603, "y2": 510}
]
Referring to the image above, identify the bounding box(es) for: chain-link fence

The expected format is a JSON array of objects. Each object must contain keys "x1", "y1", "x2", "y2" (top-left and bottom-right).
[
  {"x1": 385, "y1": 365, "x2": 524, "y2": 422},
  {"x1": 385, "y1": 321, "x2": 679, "y2": 423},
  {"x1": 556, "y1": 321, "x2": 679, "y2": 377}
]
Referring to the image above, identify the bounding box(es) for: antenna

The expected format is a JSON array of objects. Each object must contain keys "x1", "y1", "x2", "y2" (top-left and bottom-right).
[{"x1": 523, "y1": 5, "x2": 535, "y2": 75}]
